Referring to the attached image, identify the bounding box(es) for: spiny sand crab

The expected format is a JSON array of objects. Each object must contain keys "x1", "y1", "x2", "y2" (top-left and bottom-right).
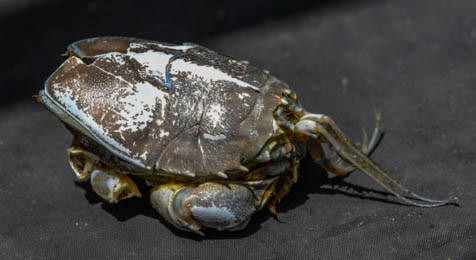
[{"x1": 37, "y1": 37, "x2": 457, "y2": 234}]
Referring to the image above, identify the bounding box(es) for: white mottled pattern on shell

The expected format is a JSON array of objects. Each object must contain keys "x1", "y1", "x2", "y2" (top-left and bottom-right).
[
  {"x1": 49, "y1": 61, "x2": 170, "y2": 163},
  {"x1": 53, "y1": 81, "x2": 133, "y2": 155},
  {"x1": 205, "y1": 104, "x2": 226, "y2": 128},
  {"x1": 116, "y1": 81, "x2": 168, "y2": 133},
  {"x1": 148, "y1": 42, "x2": 196, "y2": 51},
  {"x1": 95, "y1": 52, "x2": 127, "y2": 65},
  {"x1": 44, "y1": 38, "x2": 284, "y2": 173},
  {"x1": 128, "y1": 49, "x2": 174, "y2": 83},
  {"x1": 170, "y1": 59, "x2": 260, "y2": 91}
]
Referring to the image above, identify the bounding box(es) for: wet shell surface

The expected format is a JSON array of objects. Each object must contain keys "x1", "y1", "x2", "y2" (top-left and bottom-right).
[{"x1": 41, "y1": 37, "x2": 289, "y2": 177}]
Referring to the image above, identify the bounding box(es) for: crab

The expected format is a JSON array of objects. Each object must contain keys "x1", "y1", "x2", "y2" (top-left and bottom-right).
[{"x1": 37, "y1": 37, "x2": 456, "y2": 234}]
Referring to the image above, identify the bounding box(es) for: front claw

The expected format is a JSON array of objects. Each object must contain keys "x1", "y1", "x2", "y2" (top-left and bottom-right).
[{"x1": 150, "y1": 182, "x2": 257, "y2": 234}]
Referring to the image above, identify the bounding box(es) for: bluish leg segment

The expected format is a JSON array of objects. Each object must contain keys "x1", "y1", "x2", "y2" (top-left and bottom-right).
[
  {"x1": 151, "y1": 182, "x2": 257, "y2": 234},
  {"x1": 150, "y1": 175, "x2": 282, "y2": 234}
]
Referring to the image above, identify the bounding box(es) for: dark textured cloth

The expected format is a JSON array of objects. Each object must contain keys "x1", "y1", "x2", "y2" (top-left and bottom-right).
[{"x1": 1, "y1": 1, "x2": 475, "y2": 259}]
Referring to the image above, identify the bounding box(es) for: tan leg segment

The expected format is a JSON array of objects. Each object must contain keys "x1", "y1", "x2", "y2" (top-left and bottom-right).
[{"x1": 67, "y1": 146, "x2": 98, "y2": 179}]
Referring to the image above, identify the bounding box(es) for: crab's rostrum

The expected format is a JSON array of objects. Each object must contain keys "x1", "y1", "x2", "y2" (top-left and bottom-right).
[{"x1": 37, "y1": 37, "x2": 457, "y2": 234}]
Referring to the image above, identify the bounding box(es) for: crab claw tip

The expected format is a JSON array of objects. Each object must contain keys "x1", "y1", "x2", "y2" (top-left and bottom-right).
[{"x1": 215, "y1": 171, "x2": 228, "y2": 179}]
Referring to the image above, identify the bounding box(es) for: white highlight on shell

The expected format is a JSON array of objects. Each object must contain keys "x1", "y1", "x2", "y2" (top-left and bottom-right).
[
  {"x1": 117, "y1": 81, "x2": 168, "y2": 132},
  {"x1": 93, "y1": 41, "x2": 260, "y2": 115},
  {"x1": 95, "y1": 52, "x2": 126, "y2": 65},
  {"x1": 126, "y1": 42, "x2": 195, "y2": 85},
  {"x1": 203, "y1": 133, "x2": 227, "y2": 141},
  {"x1": 205, "y1": 104, "x2": 225, "y2": 128},
  {"x1": 170, "y1": 59, "x2": 260, "y2": 91},
  {"x1": 129, "y1": 50, "x2": 175, "y2": 83},
  {"x1": 118, "y1": 82, "x2": 168, "y2": 132},
  {"x1": 159, "y1": 129, "x2": 170, "y2": 137},
  {"x1": 237, "y1": 92, "x2": 251, "y2": 100},
  {"x1": 149, "y1": 42, "x2": 196, "y2": 51},
  {"x1": 49, "y1": 80, "x2": 167, "y2": 165}
]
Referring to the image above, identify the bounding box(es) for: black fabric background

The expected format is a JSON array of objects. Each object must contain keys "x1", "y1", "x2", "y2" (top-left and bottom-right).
[{"x1": 0, "y1": 0, "x2": 475, "y2": 259}]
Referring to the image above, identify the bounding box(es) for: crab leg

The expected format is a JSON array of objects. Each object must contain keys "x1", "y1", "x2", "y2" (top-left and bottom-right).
[
  {"x1": 150, "y1": 178, "x2": 278, "y2": 234},
  {"x1": 296, "y1": 113, "x2": 458, "y2": 207},
  {"x1": 67, "y1": 146, "x2": 98, "y2": 179},
  {"x1": 90, "y1": 169, "x2": 141, "y2": 203},
  {"x1": 150, "y1": 182, "x2": 256, "y2": 234}
]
